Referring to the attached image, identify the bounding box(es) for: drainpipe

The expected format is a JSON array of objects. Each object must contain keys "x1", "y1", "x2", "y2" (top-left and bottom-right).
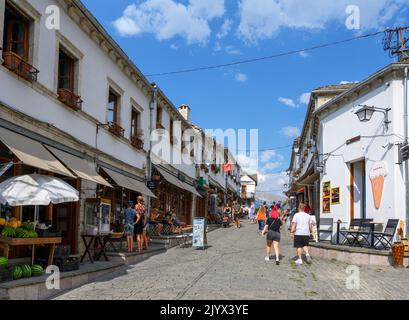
[
  {"x1": 404, "y1": 67, "x2": 409, "y2": 237},
  {"x1": 147, "y1": 84, "x2": 158, "y2": 215}
]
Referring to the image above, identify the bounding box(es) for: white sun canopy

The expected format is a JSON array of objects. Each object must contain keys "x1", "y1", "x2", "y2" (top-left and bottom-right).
[
  {"x1": 102, "y1": 167, "x2": 156, "y2": 198},
  {"x1": 0, "y1": 127, "x2": 75, "y2": 178},
  {"x1": 46, "y1": 146, "x2": 113, "y2": 188}
]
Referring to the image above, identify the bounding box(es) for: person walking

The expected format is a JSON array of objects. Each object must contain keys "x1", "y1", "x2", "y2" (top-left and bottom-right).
[
  {"x1": 262, "y1": 210, "x2": 282, "y2": 265},
  {"x1": 269, "y1": 202, "x2": 279, "y2": 218},
  {"x1": 256, "y1": 202, "x2": 267, "y2": 234},
  {"x1": 249, "y1": 203, "x2": 256, "y2": 223},
  {"x1": 124, "y1": 201, "x2": 136, "y2": 253},
  {"x1": 134, "y1": 196, "x2": 146, "y2": 254},
  {"x1": 290, "y1": 203, "x2": 313, "y2": 266},
  {"x1": 233, "y1": 201, "x2": 242, "y2": 229}
]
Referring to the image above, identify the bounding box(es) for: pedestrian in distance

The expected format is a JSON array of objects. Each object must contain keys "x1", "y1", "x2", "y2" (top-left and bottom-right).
[
  {"x1": 223, "y1": 202, "x2": 233, "y2": 227},
  {"x1": 262, "y1": 209, "x2": 282, "y2": 265},
  {"x1": 134, "y1": 196, "x2": 146, "y2": 254},
  {"x1": 233, "y1": 201, "x2": 242, "y2": 229},
  {"x1": 248, "y1": 202, "x2": 256, "y2": 224},
  {"x1": 290, "y1": 203, "x2": 313, "y2": 266},
  {"x1": 256, "y1": 202, "x2": 267, "y2": 234},
  {"x1": 124, "y1": 201, "x2": 137, "y2": 253}
]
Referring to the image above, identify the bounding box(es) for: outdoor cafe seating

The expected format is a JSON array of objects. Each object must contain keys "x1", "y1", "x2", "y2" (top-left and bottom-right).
[{"x1": 337, "y1": 218, "x2": 399, "y2": 250}]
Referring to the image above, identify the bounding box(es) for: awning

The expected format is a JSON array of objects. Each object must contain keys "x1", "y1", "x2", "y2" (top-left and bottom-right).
[
  {"x1": 0, "y1": 127, "x2": 75, "y2": 178},
  {"x1": 155, "y1": 166, "x2": 202, "y2": 197},
  {"x1": 181, "y1": 182, "x2": 202, "y2": 198},
  {"x1": 297, "y1": 172, "x2": 320, "y2": 186},
  {"x1": 208, "y1": 176, "x2": 225, "y2": 192},
  {"x1": 155, "y1": 166, "x2": 186, "y2": 190},
  {"x1": 46, "y1": 146, "x2": 113, "y2": 188},
  {"x1": 102, "y1": 167, "x2": 156, "y2": 198}
]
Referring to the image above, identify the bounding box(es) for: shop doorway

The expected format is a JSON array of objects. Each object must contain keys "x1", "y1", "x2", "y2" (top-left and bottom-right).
[{"x1": 349, "y1": 160, "x2": 366, "y2": 220}]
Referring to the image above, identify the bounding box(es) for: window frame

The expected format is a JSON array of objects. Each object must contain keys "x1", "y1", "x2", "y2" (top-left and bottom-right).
[{"x1": 58, "y1": 49, "x2": 75, "y2": 93}]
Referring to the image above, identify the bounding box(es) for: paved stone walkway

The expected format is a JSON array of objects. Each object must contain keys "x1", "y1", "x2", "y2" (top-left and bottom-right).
[{"x1": 54, "y1": 221, "x2": 409, "y2": 300}]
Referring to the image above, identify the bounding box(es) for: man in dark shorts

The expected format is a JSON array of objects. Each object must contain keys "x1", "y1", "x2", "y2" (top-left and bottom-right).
[{"x1": 290, "y1": 203, "x2": 313, "y2": 266}]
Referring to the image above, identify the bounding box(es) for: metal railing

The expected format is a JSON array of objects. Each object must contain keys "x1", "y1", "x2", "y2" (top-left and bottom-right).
[{"x1": 3, "y1": 51, "x2": 39, "y2": 82}]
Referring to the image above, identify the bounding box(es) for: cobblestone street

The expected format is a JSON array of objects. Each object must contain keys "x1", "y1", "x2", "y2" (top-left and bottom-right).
[{"x1": 54, "y1": 221, "x2": 409, "y2": 300}]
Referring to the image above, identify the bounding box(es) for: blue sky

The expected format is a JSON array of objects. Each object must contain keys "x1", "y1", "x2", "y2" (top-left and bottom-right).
[{"x1": 81, "y1": 0, "x2": 408, "y2": 195}]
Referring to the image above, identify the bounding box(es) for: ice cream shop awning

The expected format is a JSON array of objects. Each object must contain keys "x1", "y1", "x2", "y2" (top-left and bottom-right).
[{"x1": 0, "y1": 127, "x2": 75, "y2": 178}]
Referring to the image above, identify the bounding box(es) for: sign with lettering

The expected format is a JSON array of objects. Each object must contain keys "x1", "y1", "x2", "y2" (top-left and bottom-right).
[
  {"x1": 146, "y1": 181, "x2": 157, "y2": 190},
  {"x1": 192, "y1": 218, "x2": 206, "y2": 249}
]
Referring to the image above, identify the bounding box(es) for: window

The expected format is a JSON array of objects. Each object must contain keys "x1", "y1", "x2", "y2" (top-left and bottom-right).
[
  {"x1": 156, "y1": 107, "x2": 163, "y2": 129},
  {"x1": 108, "y1": 89, "x2": 119, "y2": 124},
  {"x1": 57, "y1": 48, "x2": 82, "y2": 110},
  {"x1": 107, "y1": 89, "x2": 124, "y2": 137},
  {"x1": 2, "y1": 3, "x2": 38, "y2": 82},
  {"x1": 130, "y1": 109, "x2": 140, "y2": 139},
  {"x1": 58, "y1": 50, "x2": 75, "y2": 92},
  {"x1": 3, "y1": 4, "x2": 30, "y2": 60},
  {"x1": 170, "y1": 119, "x2": 174, "y2": 144}
]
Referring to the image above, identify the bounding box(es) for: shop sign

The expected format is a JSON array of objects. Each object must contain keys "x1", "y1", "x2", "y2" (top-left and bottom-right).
[
  {"x1": 322, "y1": 181, "x2": 331, "y2": 213},
  {"x1": 147, "y1": 181, "x2": 157, "y2": 190},
  {"x1": 192, "y1": 217, "x2": 207, "y2": 249}
]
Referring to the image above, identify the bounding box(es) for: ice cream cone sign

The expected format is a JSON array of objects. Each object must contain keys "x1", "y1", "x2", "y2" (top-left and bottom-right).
[{"x1": 369, "y1": 161, "x2": 389, "y2": 210}]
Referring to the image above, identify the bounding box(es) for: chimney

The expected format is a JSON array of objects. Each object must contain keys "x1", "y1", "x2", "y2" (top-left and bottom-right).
[{"x1": 179, "y1": 104, "x2": 191, "y2": 122}]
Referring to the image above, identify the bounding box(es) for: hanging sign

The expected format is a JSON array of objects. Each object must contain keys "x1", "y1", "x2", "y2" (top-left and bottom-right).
[
  {"x1": 370, "y1": 161, "x2": 388, "y2": 209},
  {"x1": 192, "y1": 217, "x2": 207, "y2": 249},
  {"x1": 331, "y1": 187, "x2": 340, "y2": 205}
]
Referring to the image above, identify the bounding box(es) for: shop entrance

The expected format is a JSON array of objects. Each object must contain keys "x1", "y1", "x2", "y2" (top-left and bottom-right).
[{"x1": 349, "y1": 160, "x2": 366, "y2": 220}]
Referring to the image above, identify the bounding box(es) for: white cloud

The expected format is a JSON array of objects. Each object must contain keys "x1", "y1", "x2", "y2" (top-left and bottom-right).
[
  {"x1": 237, "y1": 154, "x2": 259, "y2": 172},
  {"x1": 170, "y1": 44, "x2": 179, "y2": 50},
  {"x1": 260, "y1": 150, "x2": 284, "y2": 163},
  {"x1": 299, "y1": 50, "x2": 310, "y2": 58},
  {"x1": 225, "y1": 45, "x2": 241, "y2": 55},
  {"x1": 217, "y1": 19, "x2": 232, "y2": 39},
  {"x1": 257, "y1": 172, "x2": 289, "y2": 196},
  {"x1": 237, "y1": 0, "x2": 408, "y2": 43},
  {"x1": 278, "y1": 97, "x2": 297, "y2": 108},
  {"x1": 235, "y1": 73, "x2": 247, "y2": 82},
  {"x1": 281, "y1": 126, "x2": 301, "y2": 138},
  {"x1": 113, "y1": 0, "x2": 225, "y2": 44},
  {"x1": 299, "y1": 92, "x2": 311, "y2": 105}
]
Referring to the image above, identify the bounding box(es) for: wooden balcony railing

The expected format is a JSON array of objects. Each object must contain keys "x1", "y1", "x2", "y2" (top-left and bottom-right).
[
  {"x1": 3, "y1": 51, "x2": 39, "y2": 82},
  {"x1": 58, "y1": 88, "x2": 82, "y2": 111},
  {"x1": 107, "y1": 122, "x2": 125, "y2": 137},
  {"x1": 131, "y1": 136, "x2": 144, "y2": 150}
]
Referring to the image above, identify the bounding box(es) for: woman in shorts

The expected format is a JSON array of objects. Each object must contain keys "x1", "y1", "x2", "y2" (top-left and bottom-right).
[
  {"x1": 261, "y1": 210, "x2": 282, "y2": 265},
  {"x1": 134, "y1": 196, "x2": 145, "y2": 254}
]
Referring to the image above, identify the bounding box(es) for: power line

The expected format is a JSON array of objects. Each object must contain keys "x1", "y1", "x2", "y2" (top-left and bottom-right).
[{"x1": 146, "y1": 29, "x2": 389, "y2": 77}]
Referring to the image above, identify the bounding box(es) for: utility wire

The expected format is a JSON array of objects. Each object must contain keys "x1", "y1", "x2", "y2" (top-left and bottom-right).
[{"x1": 147, "y1": 29, "x2": 388, "y2": 77}]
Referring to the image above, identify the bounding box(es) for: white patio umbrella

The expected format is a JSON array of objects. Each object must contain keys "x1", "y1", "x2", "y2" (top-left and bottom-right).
[
  {"x1": 0, "y1": 174, "x2": 79, "y2": 206},
  {"x1": 0, "y1": 174, "x2": 79, "y2": 264}
]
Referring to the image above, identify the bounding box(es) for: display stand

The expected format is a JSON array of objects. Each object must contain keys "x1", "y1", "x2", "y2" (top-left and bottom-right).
[{"x1": 192, "y1": 218, "x2": 207, "y2": 250}]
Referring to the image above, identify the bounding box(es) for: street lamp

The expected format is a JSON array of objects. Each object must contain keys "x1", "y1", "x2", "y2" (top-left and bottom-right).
[{"x1": 355, "y1": 105, "x2": 392, "y2": 130}]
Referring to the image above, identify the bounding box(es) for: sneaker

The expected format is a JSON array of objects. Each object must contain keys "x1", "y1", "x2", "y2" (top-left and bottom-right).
[
  {"x1": 305, "y1": 255, "x2": 312, "y2": 264},
  {"x1": 276, "y1": 260, "x2": 280, "y2": 266},
  {"x1": 265, "y1": 257, "x2": 270, "y2": 261},
  {"x1": 295, "y1": 259, "x2": 303, "y2": 266}
]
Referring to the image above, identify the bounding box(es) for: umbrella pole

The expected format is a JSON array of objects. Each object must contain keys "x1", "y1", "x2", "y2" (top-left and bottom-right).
[{"x1": 32, "y1": 206, "x2": 39, "y2": 265}]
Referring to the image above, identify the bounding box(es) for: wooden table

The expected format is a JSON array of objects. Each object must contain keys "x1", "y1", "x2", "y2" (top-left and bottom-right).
[
  {"x1": 0, "y1": 235, "x2": 62, "y2": 265},
  {"x1": 80, "y1": 234, "x2": 110, "y2": 264}
]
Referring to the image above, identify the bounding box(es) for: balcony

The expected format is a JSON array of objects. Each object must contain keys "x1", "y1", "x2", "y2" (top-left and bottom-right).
[
  {"x1": 58, "y1": 88, "x2": 83, "y2": 111},
  {"x1": 3, "y1": 51, "x2": 39, "y2": 82},
  {"x1": 131, "y1": 136, "x2": 144, "y2": 150},
  {"x1": 107, "y1": 122, "x2": 124, "y2": 138}
]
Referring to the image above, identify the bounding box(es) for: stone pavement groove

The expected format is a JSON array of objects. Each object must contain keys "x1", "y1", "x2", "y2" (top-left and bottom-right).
[{"x1": 54, "y1": 221, "x2": 409, "y2": 300}]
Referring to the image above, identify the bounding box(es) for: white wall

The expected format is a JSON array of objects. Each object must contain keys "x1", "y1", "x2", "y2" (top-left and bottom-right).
[
  {"x1": 0, "y1": 0, "x2": 150, "y2": 171},
  {"x1": 319, "y1": 78, "x2": 406, "y2": 228}
]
